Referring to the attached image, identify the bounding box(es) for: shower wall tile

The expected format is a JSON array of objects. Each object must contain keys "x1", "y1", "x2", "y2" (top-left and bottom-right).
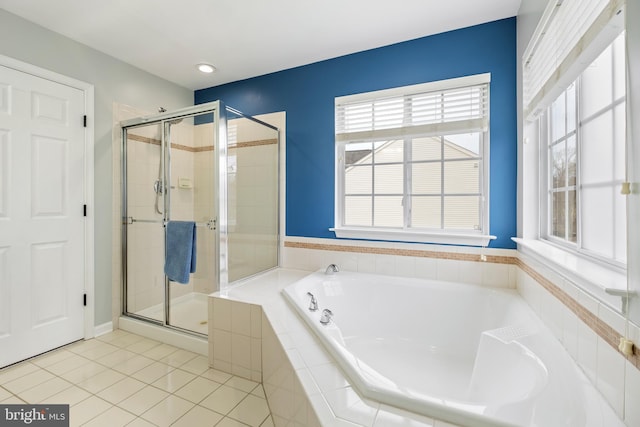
[
  {"x1": 578, "y1": 317, "x2": 598, "y2": 383},
  {"x1": 210, "y1": 297, "x2": 263, "y2": 383},
  {"x1": 212, "y1": 298, "x2": 232, "y2": 331},
  {"x1": 482, "y1": 262, "x2": 511, "y2": 288},
  {"x1": 596, "y1": 336, "x2": 625, "y2": 416},
  {"x1": 231, "y1": 302, "x2": 251, "y2": 337},
  {"x1": 515, "y1": 251, "x2": 639, "y2": 423},
  {"x1": 625, "y1": 360, "x2": 640, "y2": 426},
  {"x1": 231, "y1": 335, "x2": 252, "y2": 380},
  {"x1": 281, "y1": 238, "x2": 514, "y2": 289},
  {"x1": 458, "y1": 260, "x2": 483, "y2": 285},
  {"x1": 356, "y1": 253, "x2": 376, "y2": 274},
  {"x1": 414, "y1": 257, "x2": 438, "y2": 280},
  {"x1": 562, "y1": 307, "x2": 579, "y2": 360},
  {"x1": 436, "y1": 259, "x2": 460, "y2": 282}
]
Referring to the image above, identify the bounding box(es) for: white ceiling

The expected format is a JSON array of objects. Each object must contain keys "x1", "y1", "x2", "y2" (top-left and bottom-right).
[{"x1": 0, "y1": 0, "x2": 521, "y2": 90}]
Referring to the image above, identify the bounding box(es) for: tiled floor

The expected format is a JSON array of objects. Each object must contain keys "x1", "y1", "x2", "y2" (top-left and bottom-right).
[{"x1": 0, "y1": 330, "x2": 274, "y2": 427}]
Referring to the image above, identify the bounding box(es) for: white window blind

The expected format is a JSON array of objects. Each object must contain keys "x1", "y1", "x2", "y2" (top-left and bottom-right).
[
  {"x1": 336, "y1": 74, "x2": 490, "y2": 143},
  {"x1": 522, "y1": 0, "x2": 625, "y2": 119}
]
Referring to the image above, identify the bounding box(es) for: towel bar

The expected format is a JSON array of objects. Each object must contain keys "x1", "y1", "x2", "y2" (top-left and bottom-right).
[{"x1": 125, "y1": 217, "x2": 216, "y2": 230}]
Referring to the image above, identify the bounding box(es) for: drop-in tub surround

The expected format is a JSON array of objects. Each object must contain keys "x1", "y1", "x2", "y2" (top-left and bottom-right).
[{"x1": 283, "y1": 270, "x2": 624, "y2": 427}]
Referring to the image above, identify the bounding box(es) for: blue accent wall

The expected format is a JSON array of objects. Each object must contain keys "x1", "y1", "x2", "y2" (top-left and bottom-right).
[{"x1": 196, "y1": 18, "x2": 517, "y2": 248}]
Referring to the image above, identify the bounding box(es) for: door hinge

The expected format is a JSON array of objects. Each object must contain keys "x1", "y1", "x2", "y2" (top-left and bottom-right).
[
  {"x1": 83, "y1": 115, "x2": 87, "y2": 128},
  {"x1": 83, "y1": 293, "x2": 87, "y2": 307},
  {"x1": 83, "y1": 204, "x2": 87, "y2": 217}
]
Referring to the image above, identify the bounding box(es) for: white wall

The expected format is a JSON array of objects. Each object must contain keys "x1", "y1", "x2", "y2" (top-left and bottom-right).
[{"x1": 0, "y1": 10, "x2": 193, "y2": 326}]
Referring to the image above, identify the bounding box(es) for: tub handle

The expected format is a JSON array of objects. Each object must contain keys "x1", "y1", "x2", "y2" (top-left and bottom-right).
[
  {"x1": 320, "y1": 309, "x2": 333, "y2": 325},
  {"x1": 306, "y1": 292, "x2": 318, "y2": 311}
]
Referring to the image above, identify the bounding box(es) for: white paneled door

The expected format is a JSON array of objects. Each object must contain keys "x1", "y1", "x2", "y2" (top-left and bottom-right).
[{"x1": 0, "y1": 64, "x2": 86, "y2": 367}]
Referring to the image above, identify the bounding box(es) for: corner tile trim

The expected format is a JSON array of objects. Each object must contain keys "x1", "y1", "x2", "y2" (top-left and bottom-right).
[
  {"x1": 127, "y1": 133, "x2": 214, "y2": 152},
  {"x1": 284, "y1": 240, "x2": 514, "y2": 264},
  {"x1": 229, "y1": 138, "x2": 278, "y2": 149},
  {"x1": 516, "y1": 258, "x2": 639, "y2": 370}
]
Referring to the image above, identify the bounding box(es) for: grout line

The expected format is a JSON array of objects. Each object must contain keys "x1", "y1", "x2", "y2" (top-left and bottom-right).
[
  {"x1": 516, "y1": 258, "x2": 639, "y2": 370},
  {"x1": 0, "y1": 332, "x2": 273, "y2": 426}
]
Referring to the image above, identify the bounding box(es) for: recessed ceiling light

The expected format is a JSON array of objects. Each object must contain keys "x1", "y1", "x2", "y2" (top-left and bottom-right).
[{"x1": 197, "y1": 63, "x2": 216, "y2": 74}]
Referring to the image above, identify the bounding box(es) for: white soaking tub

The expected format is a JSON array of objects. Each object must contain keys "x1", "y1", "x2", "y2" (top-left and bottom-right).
[{"x1": 282, "y1": 270, "x2": 624, "y2": 427}]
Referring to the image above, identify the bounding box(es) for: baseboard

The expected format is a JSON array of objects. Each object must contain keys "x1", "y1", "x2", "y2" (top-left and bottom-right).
[{"x1": 94, "y1": 321, "x2": 113, "y2": 337}]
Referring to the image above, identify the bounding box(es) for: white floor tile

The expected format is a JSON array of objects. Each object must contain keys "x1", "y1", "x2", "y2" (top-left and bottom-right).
[
  {"x1": 32, "y1": 349, "x2": 76, "y2": 368},
  {"x1": 0, "y1": 362, "x2": 40, "y2": 384},
  {"x1": 118, "y1": 385, "x2": 169, "y2": 415},
  {"x1": 200, "y1": 368, "x2": 232, "y2": 384},
  {"x1": 77, "y1": 369, "x2": 126, "y2": 394},
  {"x1": 158, "y1": 349, "x2": 198, "y2": 368},
  {"x1": 60, "y1": 361, "x2": 108, "y2": 384},
  {"x1": 0, "y1": 331, "x2": 277, "y2": 427},
  {"x1": 141, "y1": 395, "x2": 194, "y2": 427},
  {"x1": 174, "y1": 377, "x2": 221, "y2": 404},
  {"x1": 128, "y1": 338, "x2": 162, "y2": 354},
  {"x1": 179, "y1": 355, "x2": 210, "y2": 375},
  {"x1": 227, "y1": 394, "x2": 270, "y2": 427},
  {"x1": 17, "y1": 376, "x2": 73, "y2": 403},
  {"x1": 112, "y1": 354, "x2": 155, "y2": 376},
  {"x1": 69, "y1": 395, "x2": 112, "y2": 427},
  {"x1": 42, "y1": 385, "x2": 91, "y2": 406},
  {"x1": 152, "y1": 369, "x2": 196, "y2": 393},
  {"x1": 225, "y1": 376, "x2": 259, "y2": 393},
  {"x1": 216, "y1": 418, "x2": 251, "y2": 427},
  {"x1": 125, "y1": 417, "x2": 157, "y2": 427},
  {"x1": 95, "y1": 349, "x2": 138, "y2": 368},
  {"x1": 199, "y1": 384, "x2": 248, "y2": 415},
  {"x1": 144, "y1": 343, "x2": 180, "y2": 361},
  {"x1": 172, "y1": 405, "x2": 223, "y2": 427},
  {"x1": 0, "y1": 387, "x2": 11, "y2": 401},
  {"x1": 82, "y1": 406, "x2": 136, "y2": 427},
  {"x1": 131, "y1": 361, "x2": 175, "y2": 384},
  {"x1": 3, "y1": 369, "x2": 55, "y2": 394},
  {"x1": 96, "y1": 377, "x2": 147, "y2": 404}
]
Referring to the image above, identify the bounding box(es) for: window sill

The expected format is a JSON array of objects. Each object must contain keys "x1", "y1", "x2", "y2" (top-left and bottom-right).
[
  {"x1": 330, "y1": 227, "x2": 496, "y2": 247},
  {"x1": 512, "y1": 238, "x2": 629, "y2": 310}
]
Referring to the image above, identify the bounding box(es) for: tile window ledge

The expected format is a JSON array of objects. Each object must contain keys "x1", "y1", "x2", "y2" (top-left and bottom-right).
[
  {"x1": 513, "y1": 237, "x2": 628, "y2": 311},
  {"x1": 331, "y1": 227, "x2": 496, "y2": 247}
]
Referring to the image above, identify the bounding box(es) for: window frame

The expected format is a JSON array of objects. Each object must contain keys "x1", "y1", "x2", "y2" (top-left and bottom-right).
[
  {"x1": 332, "y1": 74, "x2": 495, "y2": 247},
  {"x1": 540, "y1": 34, "x2": 627, "y2": 269}
]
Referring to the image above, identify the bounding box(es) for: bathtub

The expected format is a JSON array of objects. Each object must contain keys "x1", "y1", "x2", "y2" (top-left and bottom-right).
[{"x1": 282, "y1": 270, "x2": 623, "y2": 427}]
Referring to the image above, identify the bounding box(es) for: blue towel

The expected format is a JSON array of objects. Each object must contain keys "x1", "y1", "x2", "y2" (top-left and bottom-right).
[{"x1": 164, "y1": 221, "x2": 197, "y2": 284}]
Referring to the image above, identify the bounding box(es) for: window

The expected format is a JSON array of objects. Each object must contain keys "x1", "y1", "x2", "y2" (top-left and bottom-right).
[
  {"x1": 542, "y1": 33, "x2": 626, "y2": 265},
  {"x1": 333, "y1": 74, "x2": 493, "y2": 246}
]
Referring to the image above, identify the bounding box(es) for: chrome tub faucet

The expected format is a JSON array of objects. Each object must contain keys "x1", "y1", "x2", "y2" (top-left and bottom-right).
[
  {"x1": 307, "y1": 292, "x2": 318, "y2": 311},
  {"x1": 325, "y1": 264, "x2": 339, "y2": 275},
  {"x1": 320, "y1": 309, "x2": 333, "y2": 325}
]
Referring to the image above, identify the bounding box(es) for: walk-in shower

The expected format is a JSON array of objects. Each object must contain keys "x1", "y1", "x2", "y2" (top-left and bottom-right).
[{"x1": 120, "y1": 101, "x2": 280, "y2": 337}]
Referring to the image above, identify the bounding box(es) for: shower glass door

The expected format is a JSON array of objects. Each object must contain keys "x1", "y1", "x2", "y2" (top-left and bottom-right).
[
  {"x1": 123, "y1": 121, "x2": 165, "y2": 323},
  {"x1": 122, "y1": 102, "x2": 222, "y2": 336},
  {"x1": 166, "y1": 112, "x2": 217, "y2": 334}
]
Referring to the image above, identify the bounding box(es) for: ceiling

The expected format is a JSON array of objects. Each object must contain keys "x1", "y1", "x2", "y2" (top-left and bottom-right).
[{"x1": 0, "y1": 0, "x2": 522, "y2": 90}]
